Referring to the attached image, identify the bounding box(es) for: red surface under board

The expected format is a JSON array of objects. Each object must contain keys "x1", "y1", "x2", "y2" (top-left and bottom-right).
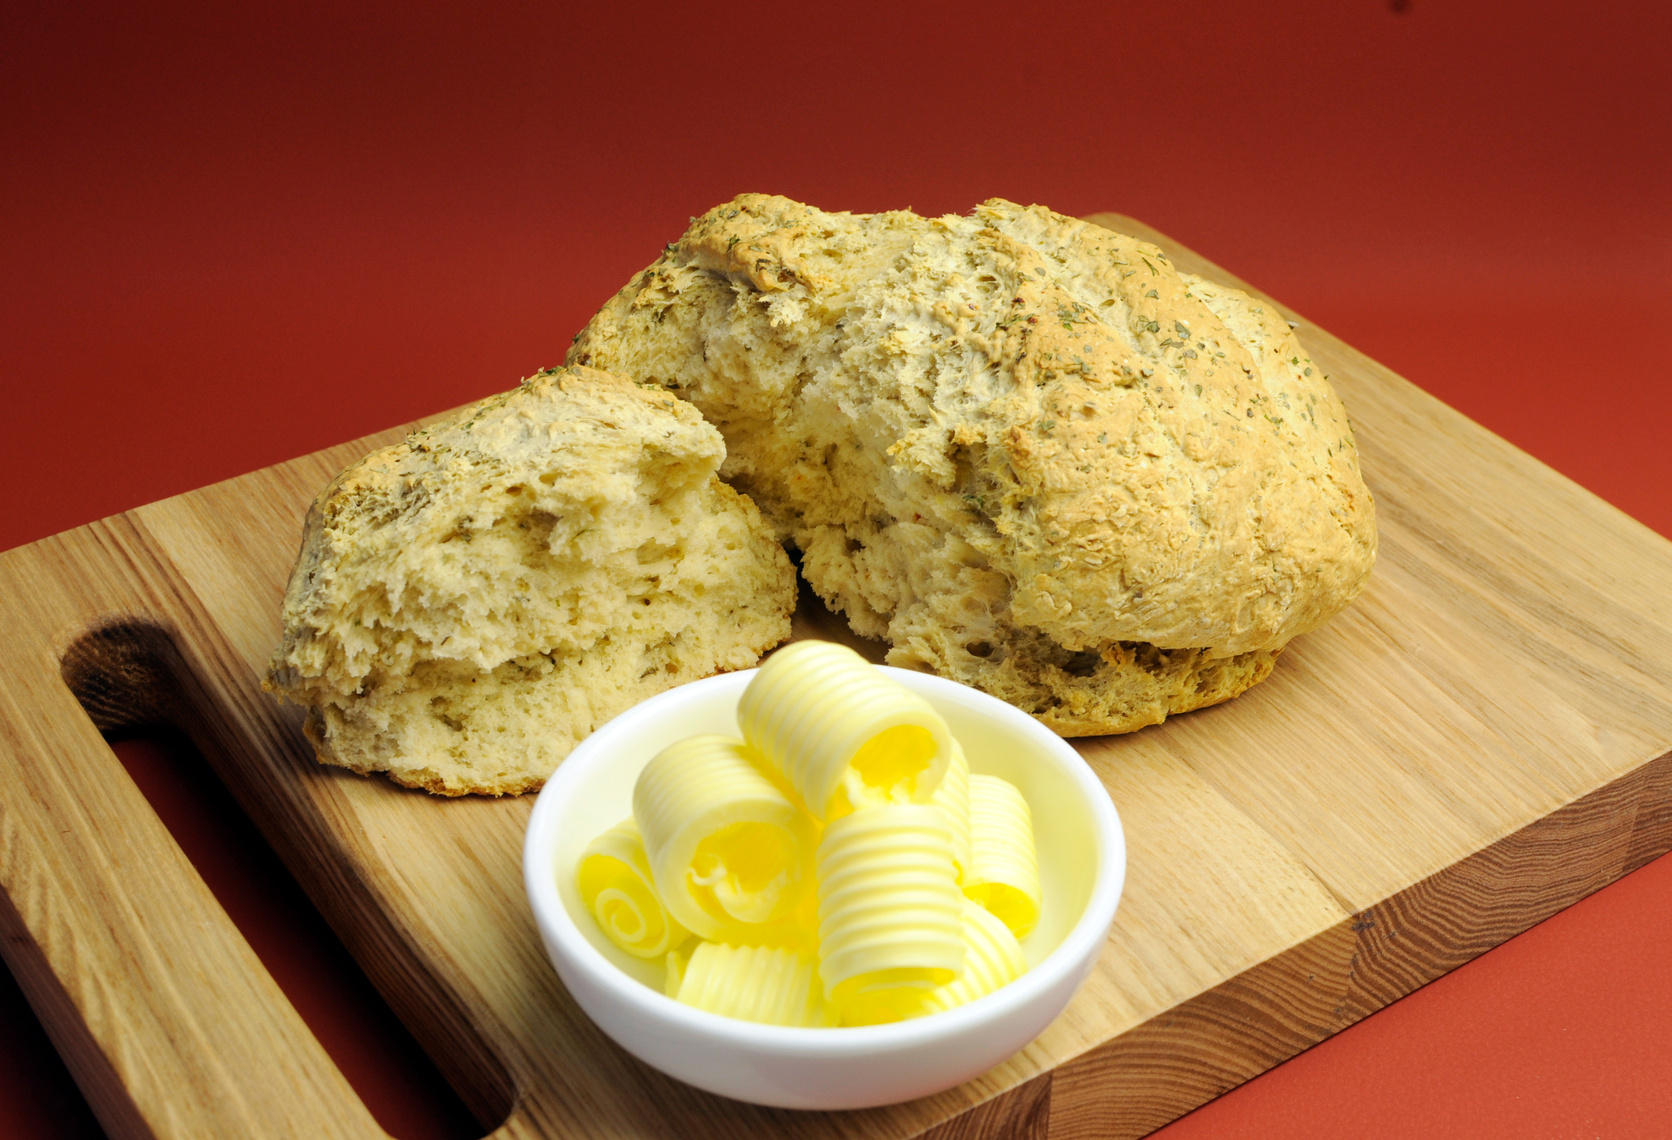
[{"x1": 2, "y1": 2, "x2": 1669, "y2": 1137}]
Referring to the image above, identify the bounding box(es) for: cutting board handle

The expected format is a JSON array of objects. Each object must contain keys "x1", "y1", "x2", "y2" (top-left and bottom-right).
[{"x1": 1, "y1": 525, "x2": 408, "y2": 1138}]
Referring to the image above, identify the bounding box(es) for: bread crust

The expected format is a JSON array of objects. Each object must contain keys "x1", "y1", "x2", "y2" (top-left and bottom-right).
[
  {"x1": 265, "y1": 365, "x2": 796, "y2": 794},
  {"x1": 570, "y1": 196, "x2": 1376, "y2": 735}
]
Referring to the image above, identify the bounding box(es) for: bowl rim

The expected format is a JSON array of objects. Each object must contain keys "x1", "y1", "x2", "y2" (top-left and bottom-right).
[{"x1": 523, "y1": 661, "x2": 1126, "y2": 1057}]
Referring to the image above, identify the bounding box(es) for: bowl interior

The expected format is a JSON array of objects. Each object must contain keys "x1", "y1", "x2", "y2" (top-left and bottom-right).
[{"x1": 544, "y1": 666, "x2": 1107, "y2": 997}]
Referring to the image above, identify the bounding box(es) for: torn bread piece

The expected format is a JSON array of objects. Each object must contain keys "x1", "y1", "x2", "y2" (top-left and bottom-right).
[{"x1": 265, "y1": 364, "x2": 796, "y2": 794}]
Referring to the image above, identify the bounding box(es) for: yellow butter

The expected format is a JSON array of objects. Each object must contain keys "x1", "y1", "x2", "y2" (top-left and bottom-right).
[
  {"x1": 576, "y1": 817, "x2": 692, "y2": 959},
  {"x1": 668, "y1": 942, "x2": 833, "y2": 1027},
  {"x1": 920, "y1": 900, "x2": 1028, "y2": 1014},
  {"x1": 964, "y1": 774, "x2": 1041, "y2": 938},
  {"x1": 930, "y1": 738, "x2": 972, "y2": 883},
  {"x1": 633, "y1": 734, "x2": 817, "y2": 943},
  {"x1": 815, "y1": 803, "x2": 965, "y2": 1025},
  {"x1": 574, "y1": 640, "x2": 1046, "y2": 1030},
  {"x1": 737, "y1": 640, "x2": 953, "y2": 821}
]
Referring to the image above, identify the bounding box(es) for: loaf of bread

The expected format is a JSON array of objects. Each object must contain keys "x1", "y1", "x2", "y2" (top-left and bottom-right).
[
  {"x1": 570, "y1": 196, "x2": 1376, "y2": 735},
  {"x1": 265, "y1": 365, "x2": 796, "y2": 794}
]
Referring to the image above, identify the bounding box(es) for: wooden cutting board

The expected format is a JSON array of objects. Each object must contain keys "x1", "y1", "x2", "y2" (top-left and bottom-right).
[{"x1": 3, "y1": 214, "x2": 1670, "y2": 1140}]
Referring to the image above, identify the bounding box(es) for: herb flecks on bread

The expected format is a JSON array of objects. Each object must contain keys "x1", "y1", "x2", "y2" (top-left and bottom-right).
[
  {"x1": 265, "y1": 365, "x2": 796, "y2": 795},
  {"x1": 570, "y1": 196, "x2": 1376, "y2": 736}
]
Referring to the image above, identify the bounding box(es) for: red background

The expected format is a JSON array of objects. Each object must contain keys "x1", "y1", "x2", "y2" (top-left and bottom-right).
[{"x1": 3, "y1": 1, "x2": 1669, "y2": 1136}]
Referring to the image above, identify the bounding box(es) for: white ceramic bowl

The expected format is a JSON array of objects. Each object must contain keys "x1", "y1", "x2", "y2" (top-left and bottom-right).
[{"x1": 523, "y1": 664, "x2": 1125, "y2": 1110}]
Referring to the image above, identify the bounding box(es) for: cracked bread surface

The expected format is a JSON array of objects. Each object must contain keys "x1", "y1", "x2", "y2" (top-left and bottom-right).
[
  {"x1": 265, "y1": 365, "x2": 796, "y2": 794},
  {"x1": 569, "y1": 195, "x2": 1376, "y2": 735}
]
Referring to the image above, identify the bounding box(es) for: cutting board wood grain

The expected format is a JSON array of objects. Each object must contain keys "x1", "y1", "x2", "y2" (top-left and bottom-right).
[{"x1": 3, "y1": 214, "x2": 1670, "y2": 1140}]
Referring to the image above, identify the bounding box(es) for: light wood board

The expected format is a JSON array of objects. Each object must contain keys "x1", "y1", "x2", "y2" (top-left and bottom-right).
[{"x1": 3, "y1": 215, "x2": 1670, "y2": 1140}]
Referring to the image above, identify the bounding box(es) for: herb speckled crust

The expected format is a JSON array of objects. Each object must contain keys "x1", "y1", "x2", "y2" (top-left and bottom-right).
[
  {"x1": 570, "y1": 196, "x2": 1376, "y2": 735},
  {"x1": 265, "y1": 365, "x2": 796, "y2": 794}
]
